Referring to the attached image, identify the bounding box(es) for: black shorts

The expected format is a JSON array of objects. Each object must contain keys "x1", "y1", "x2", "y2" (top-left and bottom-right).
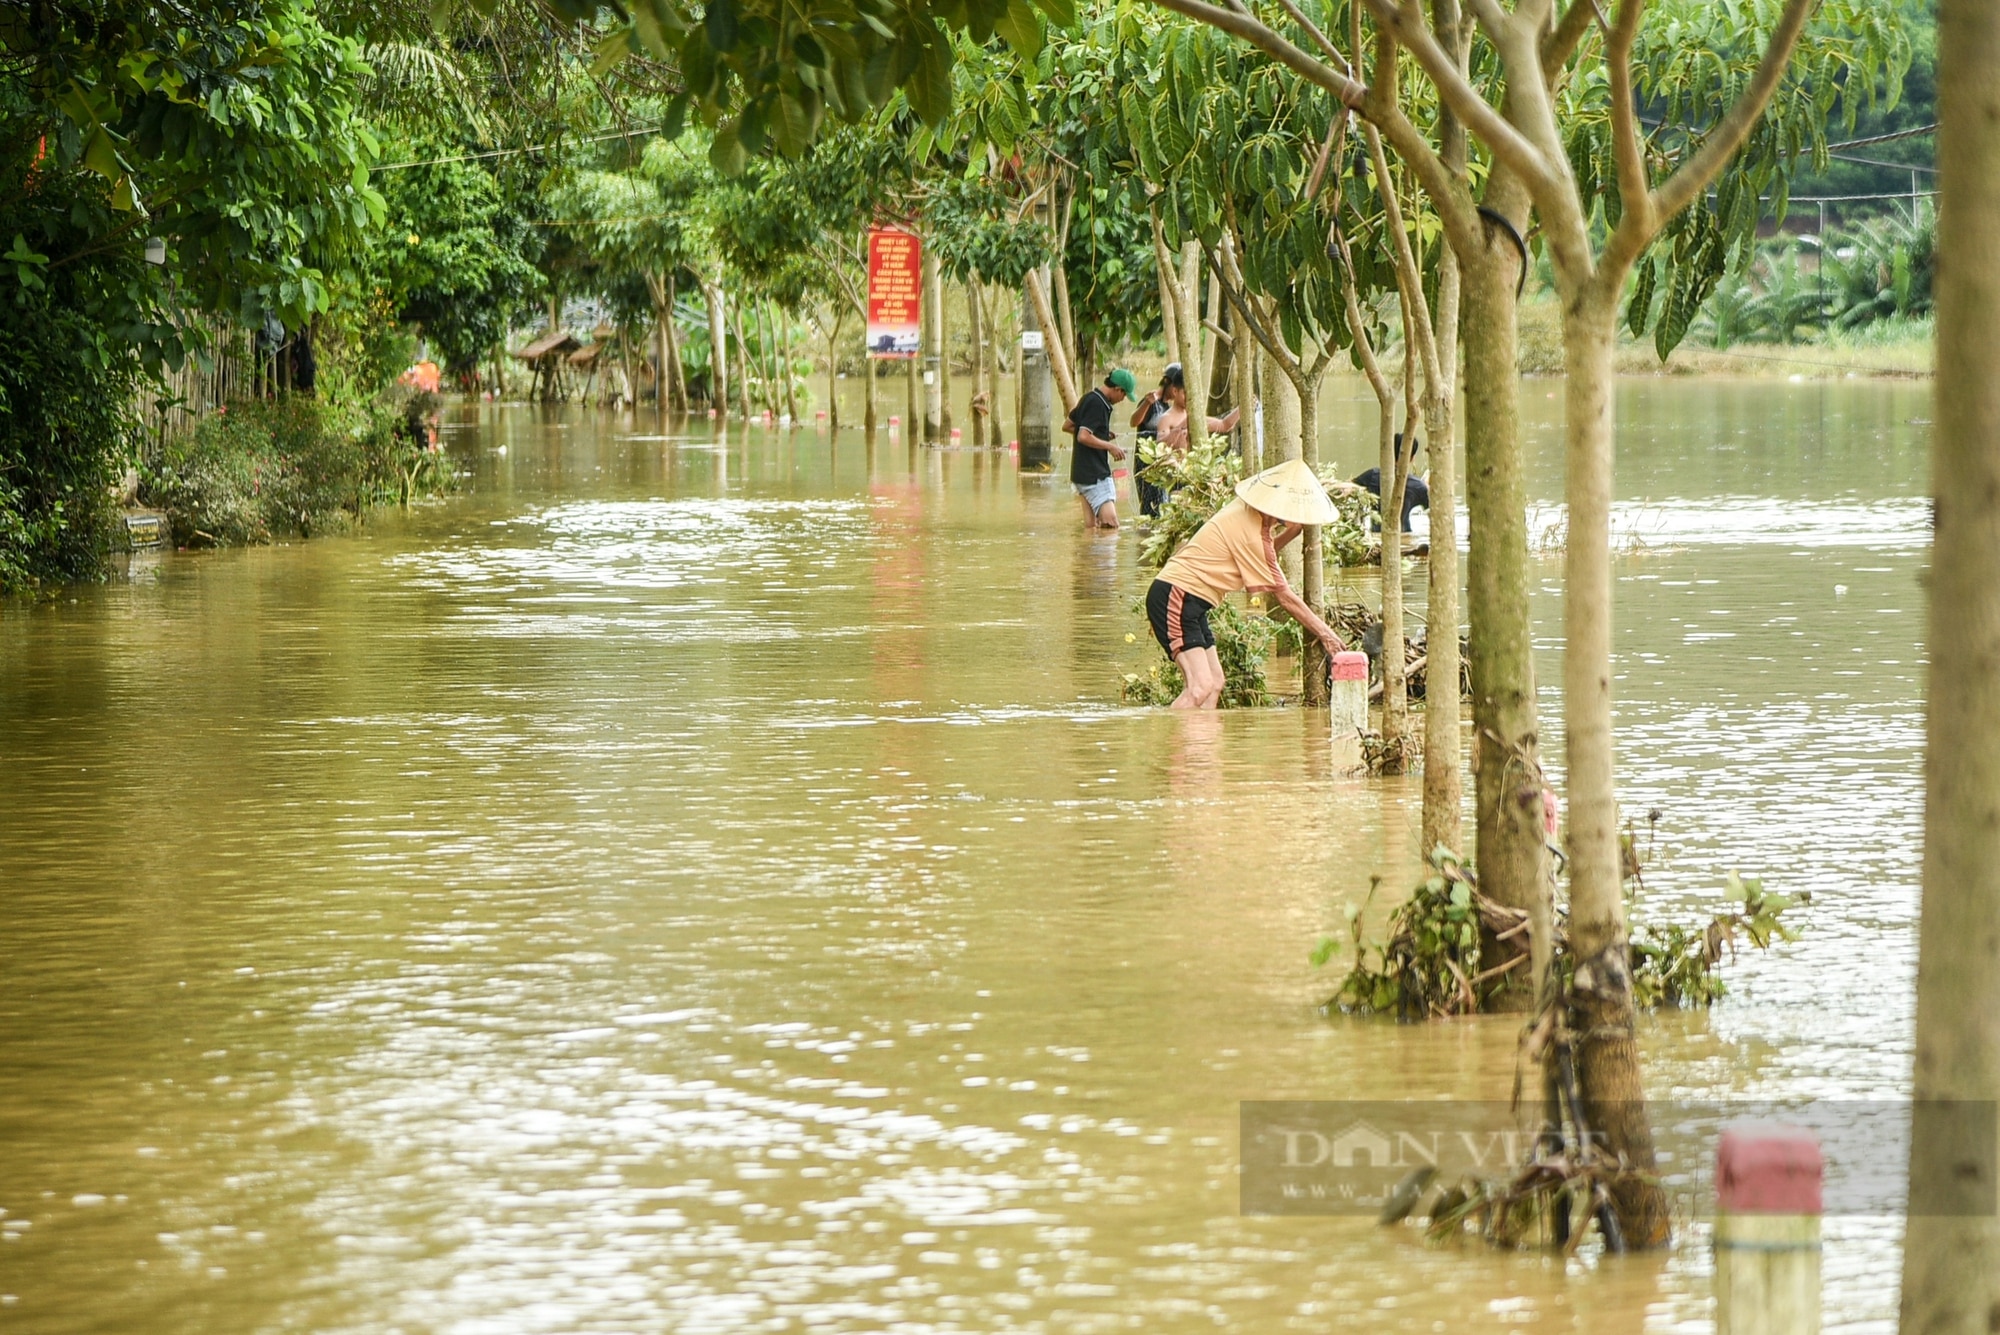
[{"x1": 1147, "y1": 579, "x2": 1215, "y2": 659}]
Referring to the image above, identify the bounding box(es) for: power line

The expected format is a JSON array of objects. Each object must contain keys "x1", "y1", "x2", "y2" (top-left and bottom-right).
[
  {"x1": 1825, "y1": 124, "x2": 1936, "y2": 150},
  {"x1": 374, "y1": 123, "x2": 665, "y2": 172}
]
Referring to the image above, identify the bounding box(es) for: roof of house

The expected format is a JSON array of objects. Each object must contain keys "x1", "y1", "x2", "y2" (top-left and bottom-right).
[{"x1": 513, "y1": 328, "x2": 579, "y2": 361}]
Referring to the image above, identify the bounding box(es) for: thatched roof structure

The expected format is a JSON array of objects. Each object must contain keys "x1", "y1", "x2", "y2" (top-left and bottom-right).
[{"x1": 512, "y1": 329, "x2": 579, "y2": 361}]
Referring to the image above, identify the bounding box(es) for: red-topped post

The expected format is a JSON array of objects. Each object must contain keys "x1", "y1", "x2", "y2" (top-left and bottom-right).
[{"x1": 1715, "y1": 1123, "x2": 1822, "y2": 1335}]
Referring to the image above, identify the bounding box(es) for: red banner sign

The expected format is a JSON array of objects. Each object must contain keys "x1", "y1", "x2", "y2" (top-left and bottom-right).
[{"x1": 866, "y1": 227, "x2": 921, "y2": 359}]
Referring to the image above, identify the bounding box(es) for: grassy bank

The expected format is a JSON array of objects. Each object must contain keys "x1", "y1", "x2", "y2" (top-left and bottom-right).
[{"x1": 1517, "y1": 295, "x2": 1932, "y2": 379}]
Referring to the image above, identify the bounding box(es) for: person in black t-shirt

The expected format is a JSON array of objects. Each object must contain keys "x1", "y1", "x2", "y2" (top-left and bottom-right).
[{"x1": 1065, "y1": 368, "x2": 1136, "y2": 529}]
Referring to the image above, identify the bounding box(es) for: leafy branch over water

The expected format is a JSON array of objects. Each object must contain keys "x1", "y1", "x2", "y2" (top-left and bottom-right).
[{"x1": 1316, "y1": 851, "x2": 1807, "y2": 1019}]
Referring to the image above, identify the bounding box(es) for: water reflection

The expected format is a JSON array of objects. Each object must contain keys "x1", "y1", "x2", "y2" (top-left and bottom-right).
[{"x1": 0, "y1": 379, "x2": 1928, "y2": 1332}]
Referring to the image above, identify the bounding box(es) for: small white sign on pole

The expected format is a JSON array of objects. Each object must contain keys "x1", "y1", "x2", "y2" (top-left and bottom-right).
[{"x1": 1020, "y1": 330, "x2": 1045, "y2": 352}]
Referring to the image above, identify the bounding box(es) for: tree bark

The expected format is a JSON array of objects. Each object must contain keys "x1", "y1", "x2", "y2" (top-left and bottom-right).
[
  {"x1": 1176, "y1": 241, "x2": 1210, "y2": 450},
  {"x1": 984, "y1": 284, "x2": 1005, "y2": 444},
  {"x1": 1264, "y1": 339, "x2": 1303, "y2": 592},
  {"x1": 1559, "y1": 294, "x2": 1668, "y2": 1248},
  {"x1": 704, "y1": 282, "x2": 729, "y2": 414},
  {"x1": 1459, "y1": 187, "x2": 1551, "y2": 1008},
  {"x1": 825, "y1": 309, "x2": 841, "y2": 430},
  {"x1": 1298, "y1": 361, "x2": 1328, "y2": 706},
  {"x1": 1228, "y1": 239, "x2": 1258, "y2": 463},
  {"x1": 1422, "y1": 0, "x2": 1467, "y2": 857},
  {"x1": 923, "y1": 249, "x2": 944, "y2": 442},
  {"x1": 1023, "y1": 268, "x2": 1079, "y2": 414},
  {"x1": 967, "y1": 280, "x2": 986, "y2": 447},
  {"x1": 1379, "y1": 379, "x2": 1408, "y2": 756},
  {"x1": 941, "y1": 282, "x2": 954, "y2": 436},
  {"x1": 1901, "y1": 0, "x2": 2000, "y2": 1317}
]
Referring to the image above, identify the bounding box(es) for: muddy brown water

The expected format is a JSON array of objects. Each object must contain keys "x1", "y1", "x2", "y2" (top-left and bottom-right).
[{"x1": 0, "y1": 378, "x2": 1930, "y2": 1331}]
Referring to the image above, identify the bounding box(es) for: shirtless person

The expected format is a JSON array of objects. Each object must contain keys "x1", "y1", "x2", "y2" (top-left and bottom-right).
[
  {"x1": 1151, "y1": 363, "x2": 1241, "y2": 459},
  {"x1": 1146, "y1": 459, "x2": 1346, "y2": 709}
]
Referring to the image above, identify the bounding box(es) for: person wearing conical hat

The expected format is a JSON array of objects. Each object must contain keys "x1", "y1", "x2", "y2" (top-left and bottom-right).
[{"x1": 1146, "y1": 459, "x2": 1347, "y2": 709}]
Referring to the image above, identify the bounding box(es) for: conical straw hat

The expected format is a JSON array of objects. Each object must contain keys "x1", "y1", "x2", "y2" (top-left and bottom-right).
[{"x1": 1234, "y1": 458, "x2": 1337, "y2": 526}]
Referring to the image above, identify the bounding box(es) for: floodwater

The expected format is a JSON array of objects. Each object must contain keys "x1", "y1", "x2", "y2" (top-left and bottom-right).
[{"x1": 0, "y1": 377, "x2": 1931, "y2": 1332}]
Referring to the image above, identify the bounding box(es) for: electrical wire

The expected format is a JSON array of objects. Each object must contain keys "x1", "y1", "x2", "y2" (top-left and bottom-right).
[{"x1": 373, "y1": 122, "x2": 665, "y2": 172}]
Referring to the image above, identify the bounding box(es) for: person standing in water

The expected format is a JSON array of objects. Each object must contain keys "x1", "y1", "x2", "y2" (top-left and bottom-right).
[
  {"x1": 1129, "y1": 365, "x2": 1176, "y2": 518},
  {"x1": 1150, "y1": 362, "x2": 1240, "y2": 461},
  {"x1": 1146, "y1": 459, "x2": 1345, "y2": 709},
  {"x1": 1064, "y1": 368, "x2": 1136, "y2": 530}
]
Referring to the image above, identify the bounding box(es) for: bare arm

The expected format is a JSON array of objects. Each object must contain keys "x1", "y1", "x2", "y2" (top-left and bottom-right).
[
  {"x1": 1207, "y1": 406, "x2": 1242, "y2": 434},
  {"x1": 1272, "y1": 521, "x2": 1305, "y2": 550},
  {"x1": 1076, "y1": 429, "x2": 1124, "y2": 457},
  {"x1": 1130, "y1": 390, "x2": 1161, "y2": 428},
  {"x1": 1268, "y1": 580, "x2": 1345, "y2": 652}
]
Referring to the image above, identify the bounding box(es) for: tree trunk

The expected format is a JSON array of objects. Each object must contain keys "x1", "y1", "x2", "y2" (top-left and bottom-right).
[
  {"x1": 1175, "y1": 242, "x2": 1209, "y2": 451},
  {"x1": 967, "y1": 280, "x2": 987, "y2": 447},
  {"x1": 984, "y1": 284, "x2": 1005, "y2": 445},
  {"x1": 826, "y1": 310, "x2": 841, "y2": 430},
  {"x1": 1298, "y1": 363, "x2": 1328, "y2": 706},
  {"x1": 1053, "y1": 254, "x2": 1079, "y2": 383},
  {"x1": 667, "y1": 276, "x2": 686, "y2": 412},
  {"x1": 941, "y1": 283, "x2": 954, "y2": 437},
  {"x1": 1378, "y1": 387, "x2": 1407, "y2": 756},
  {"x1": 1457, "y1": 197, "x2": 1550, "y2": 1007},
  {"x1": 1156, "y1": 234, "x2": 1182, "y2": 379},
  {"x1": 704, "y1": 283, "x2": 728, "y2": 413},
  {"x1": 1019, "y1": 275, "x2": 1053, "y2": 469},
  {"x1": 923, "y1": 249, "x2": 944, "y2": 442},
  {"x1": 1264, "y1": 340, "x2": 1303, "y2": 593},
  {"x1": 1022, "y1": 268, "x2": 1078, "y2": 413},
  {"x1": 1561, "y1": 292, "x2": 1668, "y2": 1249},
  {"x1": 1901, "y1": 0, "x2": 2000, "y2": 1314},
  {"x1": 732, "y1": 304, "x2": 752, "y2": 419},
  {"x1": 782, "y1": 310, "x2": 800, "y2": 423},
  {"x1": 1227, "y1": 242, "x2": 1257, "y2": 463}
]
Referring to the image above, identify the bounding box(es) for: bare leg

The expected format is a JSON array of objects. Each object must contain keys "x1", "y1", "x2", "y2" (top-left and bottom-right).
[
  {"x1": 1079, "y1": 494, "x2": 1099, "y2": 528},
  {"x1": 1171, "y1": 645, "x2": 1225, "y2": 709},
  {"x1": 1095, "y1": 500, "x2": 1120, "y2": 530}
]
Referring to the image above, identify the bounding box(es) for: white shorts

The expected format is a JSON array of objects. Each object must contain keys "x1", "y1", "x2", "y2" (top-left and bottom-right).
[{"x1": 1073, "y1": 477, "x2": 1117, "y2": 510}]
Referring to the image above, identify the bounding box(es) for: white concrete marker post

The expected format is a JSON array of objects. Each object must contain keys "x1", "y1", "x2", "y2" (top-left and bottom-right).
[
  {"x1": 1330, "y1": 651, "x2": 1368, "y2": 765},
  {"x1": 1715, "y1": 1123, "x2": 1823, "y2": 1335}
]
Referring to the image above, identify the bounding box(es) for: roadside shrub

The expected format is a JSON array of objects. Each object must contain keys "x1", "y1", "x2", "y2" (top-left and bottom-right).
[{"x1": 143, "y1": 390, "x2": 444, "y2": 549}]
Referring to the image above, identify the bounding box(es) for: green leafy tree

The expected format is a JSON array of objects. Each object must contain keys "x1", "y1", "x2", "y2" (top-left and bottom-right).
[
  {"x1": 368, "y1": 137, "x2": 544, "y2": 378},
  {"x1": 0, "y1": 0, "x2": 383, "y2": 588}
]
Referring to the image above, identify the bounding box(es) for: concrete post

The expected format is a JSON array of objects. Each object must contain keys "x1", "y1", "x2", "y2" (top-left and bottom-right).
[
  {"x1": 1019, "y1": 271, "x2": 1053, "y2": 472},
  {"x1": 1715, "y1": 1124, "x2": 1822, "y2": 1335},
  {"x1": 1330, "y1": 652, "x2": 1368, "y2": 760}
]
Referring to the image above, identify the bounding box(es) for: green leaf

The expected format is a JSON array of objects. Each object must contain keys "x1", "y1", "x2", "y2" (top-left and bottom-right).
[
  {"x1": 907, "y1": 34, "x2": 952, "y2": 125},
  {"x1": 706, "y1": 0, "x2": 739, "y2": 52},
  {"x1": 709, "y1": 119, "x2": 748, "y2": 175},
  {"x1": 1030, "y1": 0, "x2": 1075, "y2": 27},
  {"x1": 996, "y1": 0, "x2": 1043, "y2": 59},
  {"x1": 590, "y1": 23, "x2": 634, "y2": 76},
  {"x1": 772, "y1": 91, "x2": 810, "y2": 157}
]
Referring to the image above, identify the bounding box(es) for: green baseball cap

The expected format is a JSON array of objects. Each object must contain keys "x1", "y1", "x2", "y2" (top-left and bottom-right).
[{"x1": 1105, "y1": 367, "x2": 1138, "y2": 396}]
